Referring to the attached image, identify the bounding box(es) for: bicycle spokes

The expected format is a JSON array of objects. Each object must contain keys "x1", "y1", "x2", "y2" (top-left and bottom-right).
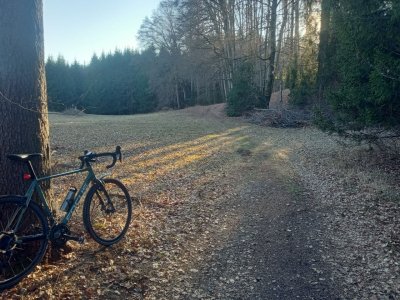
[
  {"x1": 0, "y1": 198, "x2": 48, "y2": 289},
  {"x1": 83, "y1": 179, "x2": 132, "y2": 246}
]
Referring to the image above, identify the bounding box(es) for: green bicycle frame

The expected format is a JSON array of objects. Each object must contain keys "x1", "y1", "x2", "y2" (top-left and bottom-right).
[{"x1": 21, "y1": 164, "x2": 97, "y2": 227}]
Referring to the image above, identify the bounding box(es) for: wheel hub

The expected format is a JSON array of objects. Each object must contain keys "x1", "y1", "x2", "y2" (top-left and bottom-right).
[
  {"x1": 104, "y1": 206, "x2": 116, "y2": 214},
  {"x1": 0, "y1": 232, "x2": 16, "y2": 254}
]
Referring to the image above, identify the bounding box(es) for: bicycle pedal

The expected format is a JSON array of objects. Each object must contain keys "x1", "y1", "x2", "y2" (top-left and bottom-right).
[{"x1": 64, "y1": 234, "x2": 85, "y2": 244}]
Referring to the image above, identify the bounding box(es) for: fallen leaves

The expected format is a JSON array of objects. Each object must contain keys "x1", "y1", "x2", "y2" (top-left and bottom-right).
[{"x1": 2, "y1": 110, "x2": 400, "y2": 299}]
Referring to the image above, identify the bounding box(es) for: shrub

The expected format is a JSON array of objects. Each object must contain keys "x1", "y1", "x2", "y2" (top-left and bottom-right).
[{"x1": 227, "y1": 63, "x2": 257, "y2": 116}]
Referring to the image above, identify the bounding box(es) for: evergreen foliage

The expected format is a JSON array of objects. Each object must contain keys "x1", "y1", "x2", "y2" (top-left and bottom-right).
[
  {"x1": 227, "y1": 63, "x2": 257, "y2": 116},
  {"x1": 46, "y1": 56, "x2": 84, "y2": 111},
  {"x1": 317, "y1": 0, "x2": 400, "y2": 135},
  {"x1": 46, "y1": 50, "x2": 157, "y2": 115},
  {"x1": 45, "y1": 45, "x2": 221, "y2": 115}
]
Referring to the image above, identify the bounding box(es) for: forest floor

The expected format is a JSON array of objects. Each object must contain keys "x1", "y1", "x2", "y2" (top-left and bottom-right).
[{"x1": 3, "y1": 104, "x2": 400, "y2": 299}]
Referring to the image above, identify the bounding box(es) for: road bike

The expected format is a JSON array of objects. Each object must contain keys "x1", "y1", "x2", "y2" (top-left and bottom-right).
[{"x1": 0, "y1": 146, "x2": 132, "y2": 291}]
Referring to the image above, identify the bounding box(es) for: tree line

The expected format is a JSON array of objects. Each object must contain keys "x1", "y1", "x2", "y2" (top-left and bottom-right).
[
  {"x1": 0, "y1": 1, "x2": 398, "y2": 194},
  {"x1": 46, "y1": 50, "x2": 158, "y2": 115},
  {"x1": 47, "y1": 0, "x2": 399, "y2": 137}
]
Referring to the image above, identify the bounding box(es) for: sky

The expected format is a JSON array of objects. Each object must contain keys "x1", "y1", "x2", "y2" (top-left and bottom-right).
[{"x1": 43, "y1": 0, "x2": 160, "y2": 65}]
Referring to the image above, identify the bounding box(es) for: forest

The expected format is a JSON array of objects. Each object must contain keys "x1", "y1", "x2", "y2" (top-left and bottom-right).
[
  {"x1": 46, "y1": 0, "x2": 400, "y2": 137},
  {"x1": 1, "y1": 0, "x2": 400, "y2": 297}
]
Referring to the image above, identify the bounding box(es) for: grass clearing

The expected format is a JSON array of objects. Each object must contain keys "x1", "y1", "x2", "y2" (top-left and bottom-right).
[{"x1": 3, "y1": 108, "x2": 400, "y2": 299}]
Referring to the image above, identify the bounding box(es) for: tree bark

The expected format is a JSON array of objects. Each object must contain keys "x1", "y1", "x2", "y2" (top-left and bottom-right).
[
  {"x1": 275, "y1": 0, "x2": 289, "y2": 84},
  {"x1": 265, "y1": 0, "x2": 278, "y2": 108},
  {"x1": 175, "y1": 83, "x2": 181, "y2": 109},
  {"x1": 0, "y1": 0, "x2": 51, "y2": 195},
  {"x1": 288, "y1": 0, "x2": 300, "y2": 84},
  {"x1": 316, "y1": 0, "x2": 332, "y2": 101}
]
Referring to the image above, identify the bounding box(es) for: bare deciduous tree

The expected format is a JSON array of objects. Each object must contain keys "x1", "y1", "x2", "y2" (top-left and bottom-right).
[{"x1": 139, "y1": 0, "x2": 320, "y2": 111}]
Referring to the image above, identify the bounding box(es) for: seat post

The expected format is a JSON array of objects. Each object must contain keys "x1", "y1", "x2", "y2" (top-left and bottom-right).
[{"x1": 26, "y1": 160, "x2": 38, "y2": 179}]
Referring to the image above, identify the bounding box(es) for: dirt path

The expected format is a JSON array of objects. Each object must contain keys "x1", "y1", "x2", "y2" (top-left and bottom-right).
[
  {"x1": 175, "y1": 160, "x2": 337, "y2": 299},
  {"x1": 4, "y1": 106, "x2": 399, "y2": 299},
  {"x1": 138, "y1": 116, "x2": 339, "y2": 299}
]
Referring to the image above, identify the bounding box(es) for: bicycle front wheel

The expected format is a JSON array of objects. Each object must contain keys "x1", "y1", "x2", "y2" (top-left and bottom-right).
[
  {"x1": 0, "y1": 196, "x2": 49, "y2": 291},
  {"x1": 83, "y1": 178, "x2": 132, "y2": 246}
]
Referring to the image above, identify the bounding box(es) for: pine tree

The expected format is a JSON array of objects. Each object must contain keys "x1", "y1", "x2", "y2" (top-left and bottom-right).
[{"x1": 317, "y1": 0, "x2": 400, "y2": 138}]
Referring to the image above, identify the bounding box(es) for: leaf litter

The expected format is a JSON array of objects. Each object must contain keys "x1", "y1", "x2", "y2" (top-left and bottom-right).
[{"x1": 2, "y1": 106, "x2": 400, "y2": 299}]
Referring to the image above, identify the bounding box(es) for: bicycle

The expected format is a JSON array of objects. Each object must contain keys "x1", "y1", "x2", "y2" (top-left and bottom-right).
[{"x1": 0, "y1": 146, "x2": 132, "y2": 291}]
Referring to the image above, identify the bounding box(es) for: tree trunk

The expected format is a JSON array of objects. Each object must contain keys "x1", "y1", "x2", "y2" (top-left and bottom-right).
[
  {"x1": 265, "y1": 0, "x2": 278, "y2": 108},
  {"x1": 316, "y1": 0, "x2": 332, "y2": 101},
  {"x1": 294, "y1": 0, "x2": 300, "y2": 70},
  {"x1": 0, "y1": 0, "x2": 51, "y2": 195},
  {"x1": 262, "y1": 1, "x2": 271, "y2": 97},
  {"x1": 175, "y1": 83, "x2": 181, "y2": 109},
  {"x1": 275, "y1": 0, "x2": 289, "y2": 90}
]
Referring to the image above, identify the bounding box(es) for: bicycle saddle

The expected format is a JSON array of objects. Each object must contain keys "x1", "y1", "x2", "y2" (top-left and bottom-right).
[{"x1": 7, "y1": 153, "x2": 43, "y2": 162}]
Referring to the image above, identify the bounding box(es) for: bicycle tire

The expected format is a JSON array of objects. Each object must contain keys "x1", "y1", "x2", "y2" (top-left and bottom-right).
[
  {"x1": 0, "y1": 196, "x2": 49, "y2": 291},
  {"x1": 83, "y1": 178, "x2": 132, "y2": 246}
]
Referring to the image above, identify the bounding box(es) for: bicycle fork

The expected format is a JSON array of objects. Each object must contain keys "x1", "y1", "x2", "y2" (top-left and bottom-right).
[{"x1": 94, "y1": 180, "x2": 116, "y2": 214}]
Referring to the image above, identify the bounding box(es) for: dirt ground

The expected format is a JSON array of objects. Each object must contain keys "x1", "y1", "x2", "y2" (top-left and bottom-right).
[
  {"x1": 182, "y1": 103, "x2": 227, "y2": 119},
  {"x1": 3, "y1": 104, "x2": 400, "y2": 299}
]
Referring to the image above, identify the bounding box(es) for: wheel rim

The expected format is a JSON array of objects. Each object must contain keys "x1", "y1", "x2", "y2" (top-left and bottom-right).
[
  {"x1": 0, "y1": 200, "x2": 47, "y2": 286},
  {"x1": 88, "y1": 182, "x2": 131, "y2": 243}
]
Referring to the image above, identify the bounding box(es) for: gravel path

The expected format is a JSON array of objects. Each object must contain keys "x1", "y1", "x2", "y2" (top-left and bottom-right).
[
  {"x1": 145, "y1": 123, "x2": 341, "y2": 299},
  {"x1": 186, "y1": 168, "x2": 338, "y2": 299}
]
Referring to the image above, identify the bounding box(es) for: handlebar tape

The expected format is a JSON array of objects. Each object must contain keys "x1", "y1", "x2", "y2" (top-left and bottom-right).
[{"x1": 78, "y1": 146, "x2": 122, "y2": 169}]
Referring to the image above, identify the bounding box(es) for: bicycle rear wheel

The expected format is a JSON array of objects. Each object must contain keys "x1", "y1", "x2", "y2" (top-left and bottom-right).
[
  {"x1": 83, "y1": 178, "x2": 132, "y2": 246},
  {"x1": 0, "y1": 197, "x2": 49, "y2": 291}
]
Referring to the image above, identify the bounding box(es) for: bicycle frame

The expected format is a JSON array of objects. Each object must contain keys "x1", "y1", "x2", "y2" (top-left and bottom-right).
[{"x1": 21, "y1": 164, "x2": 97, "y2": 228}]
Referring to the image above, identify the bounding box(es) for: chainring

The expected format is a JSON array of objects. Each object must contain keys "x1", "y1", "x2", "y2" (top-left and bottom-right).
[{"x1": 49, "y1": 224, "x2": 70, "y2": 247}]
